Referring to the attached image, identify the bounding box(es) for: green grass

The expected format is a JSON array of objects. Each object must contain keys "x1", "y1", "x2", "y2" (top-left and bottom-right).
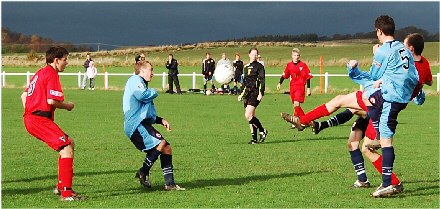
[{"x1": 2, "y1": 87, "x2": 439, "y2": 208}]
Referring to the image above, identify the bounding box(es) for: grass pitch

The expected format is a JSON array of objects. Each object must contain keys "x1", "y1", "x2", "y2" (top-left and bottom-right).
[{"x1": 1, "y1": 88, "x2": 439, "y2": 208}]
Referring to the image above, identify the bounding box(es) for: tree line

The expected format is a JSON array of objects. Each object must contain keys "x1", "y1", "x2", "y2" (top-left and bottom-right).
[
  {"x1": 2, "y1": 26, "x2": 438, "y2": 54},
  {"x1": 2, "y1": 27, "x2": 93, "y2": 53},
  {"x1": 224, "y1": 26, "x2": 439, "y2": 43}
]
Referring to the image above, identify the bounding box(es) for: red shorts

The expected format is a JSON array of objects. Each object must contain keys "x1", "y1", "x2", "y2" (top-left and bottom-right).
[
  {"x1": 356, "y1": 91, "x2": 368, "y2": 112},
  {"x1": 290, "y1": 85, "x2": 305, "y2": 103},
  {"x1": 24, "y1": 114, "x2": 72, "y2": 151}
]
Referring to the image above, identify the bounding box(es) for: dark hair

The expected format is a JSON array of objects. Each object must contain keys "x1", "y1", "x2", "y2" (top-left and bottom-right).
[
  {"x1": 375, "y1": 15, "x2": 395, "y2": 36},
  {"x1": 248, "y1": 47, "x2": 259, "y2": 54},
  {"x1": 169, "y1": 53, "x2": 174, "y2": 57},
  {"x1": 405, "y1": 33, "x2": 424, "y2": 55},
  {"x1": 46, "y1": 46, "x2": 69, "y2": 64}
]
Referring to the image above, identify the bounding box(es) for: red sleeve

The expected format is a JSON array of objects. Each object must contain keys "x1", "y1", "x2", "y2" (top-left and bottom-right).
[
  {"x1": 46, "y1": 72, "x2": 64, "y2": 102},
  {"x1": 282, "y1": 63, "x2": 291, "y2": 79},
  {"x1": 423, "y1": 57, "x2": 433, "y2": 83},
  {"x1": 303, "y1": 63, "x2": 313, "y2": 80}
]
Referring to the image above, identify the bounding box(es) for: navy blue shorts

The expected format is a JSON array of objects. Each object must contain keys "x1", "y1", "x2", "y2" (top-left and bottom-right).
[
  {"x1": 130, "y1": 124, "x2": 166, "y2": 152},
  {"x1": 368, "y1": 90, "x2": 407, "y2": 138}
]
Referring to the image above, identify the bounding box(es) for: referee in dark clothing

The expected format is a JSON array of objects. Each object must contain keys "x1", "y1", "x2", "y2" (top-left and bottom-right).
[
  {"x1": 166, "y1": 54, "x2": 182, "y2": 94},
  {"x1": 238, "y1": 47, "x2": 268, "y2": 144}
]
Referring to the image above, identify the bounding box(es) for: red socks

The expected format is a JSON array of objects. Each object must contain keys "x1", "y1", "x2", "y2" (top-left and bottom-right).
[
  {"x1": 59, "y1": 157, "x2": 74, "y2": 197},
  {"x1": 372, "y1": 155, "x2": 401, "y2": 185},
  {"x1": 294, "y1": 106, "x2": 305, "y2": 117},
  {"x1": 299, "y1": 104, "x2": 330, "y2": 124}
]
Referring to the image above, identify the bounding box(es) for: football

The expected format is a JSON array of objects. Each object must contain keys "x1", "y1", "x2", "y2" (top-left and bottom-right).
[
  {"x1": 205, "y1": 89, "x2": 212, "y2": 95},
  {"x1": 214, "y1": 64, "x2": 234, "y2": 85}
]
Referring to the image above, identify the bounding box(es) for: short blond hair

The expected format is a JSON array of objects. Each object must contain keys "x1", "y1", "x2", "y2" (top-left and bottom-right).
[
  {"x1": 292, "y1": 48, "x2": 300, "y2": 54},
  {"x1": 134, "y1": 60, "x2": 152, "y2": 75}
]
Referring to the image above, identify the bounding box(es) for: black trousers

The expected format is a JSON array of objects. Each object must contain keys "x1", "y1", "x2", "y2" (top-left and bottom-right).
[{"x1": 168, "y1": 71, "x2": 181, "y2": 94}]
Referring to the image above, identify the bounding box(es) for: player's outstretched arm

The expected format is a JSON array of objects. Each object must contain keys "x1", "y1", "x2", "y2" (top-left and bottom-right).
[{"x1": 47, "y1": 99, "x2": 74, "y2": 111}]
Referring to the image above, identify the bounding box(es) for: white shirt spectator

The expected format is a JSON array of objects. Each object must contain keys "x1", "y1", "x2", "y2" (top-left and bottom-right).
[{"x1": 86, "y1": 61, "x2": 98, "y2": 78}]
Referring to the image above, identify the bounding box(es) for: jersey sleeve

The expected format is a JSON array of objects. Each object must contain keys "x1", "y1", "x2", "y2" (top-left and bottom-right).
[
  {"x1": 369, "y1": 46, "x2": 388, "y2": 81},
  {"x1": 132, "y1": 82, "x2": 158, "y2": 103},
  {"x1": 258, "y1": 65, "x2": 266, "y2": 96},
  {"x1": 282, "y1": 64, "x2": 290, "y2": 79},
  {"x1": 303, "y1": 64, "x2": 313, "y2": 80},
  {"x1": 348, "y1": 64, "x2": 374, "y2": 88},
  {"x1": 423, "y1": 57, "x2": 433, "y2": 83},
  {"x1": 47, "y1": 73, "x2": 64, "y2": 102}
]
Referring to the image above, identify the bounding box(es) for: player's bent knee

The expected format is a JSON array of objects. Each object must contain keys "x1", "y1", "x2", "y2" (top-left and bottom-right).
[
  {"x1": 162, "y1": 144, "x2": 173, "y2": 155},
  {"x1": 59, "y1": 144, "x2": 74, "y2": 158}
]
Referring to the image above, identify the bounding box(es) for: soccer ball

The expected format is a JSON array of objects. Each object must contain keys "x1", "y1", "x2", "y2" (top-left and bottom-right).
[
  {"x1": 205, "y1": 89, "x2": 212, "y2": 95},
  {"x1": 214, "y1": 64, "x2": 234, "y2": 85}
]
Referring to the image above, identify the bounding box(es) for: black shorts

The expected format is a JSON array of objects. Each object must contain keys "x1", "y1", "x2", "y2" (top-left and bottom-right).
[
  {"x1": 234, "y1": 74, "x2": 243, "y2": 83},
  {"x1": 204, "y1": 74, "x2": 213, "y2": 81},
  {"x1": 351, "y1": 115, "x2": 370, "y2": 138},
  {"x1": 244, "y1": 90, "x2": 260, "y2": 108}
]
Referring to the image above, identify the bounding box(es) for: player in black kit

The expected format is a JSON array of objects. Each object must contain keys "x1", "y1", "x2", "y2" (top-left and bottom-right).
[
  {"x1": 202, "y1": 52, "x2": 216, "y2": 94},
  {"x1": 232, "y1": 53, "x2": 244, "y2": 95},
  {"x1": 238, "y1": 48, "x2": 268, "y2": 144}
]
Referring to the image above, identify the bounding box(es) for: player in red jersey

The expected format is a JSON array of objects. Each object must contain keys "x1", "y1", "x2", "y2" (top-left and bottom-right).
[
  {"x1": 21, "y1": 46, "x2": 84, "y2": 201},
  {"x1": 405, "y1": 33, "x2": 433, "y2": 98},
  {"x1": 277, "y1": 48, "x2": 313, "y2": 119}
]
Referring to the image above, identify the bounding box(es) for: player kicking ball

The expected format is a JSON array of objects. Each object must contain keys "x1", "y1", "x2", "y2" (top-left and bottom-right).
[{"x1": 123, "y1": 60, "x2": 185, "y2": 191}]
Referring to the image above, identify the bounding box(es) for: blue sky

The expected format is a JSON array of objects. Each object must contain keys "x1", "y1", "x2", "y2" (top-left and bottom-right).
[{"x1": 2, "y1": 1, "x2": 439, "y2": 48}]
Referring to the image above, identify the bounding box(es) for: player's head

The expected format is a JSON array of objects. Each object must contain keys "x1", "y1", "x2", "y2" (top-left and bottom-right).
[
  {"x1": 206, "y1": 52, "x2": 211, "y2": 59},
  {"x1": 46, "y1": 46, "x2": 69, "y2": 72},
  {"x1": 168, "y1": 53, "x2": 174, "y2": 59},
  {"x1": 404, "y1": 33, "x2": 424, "y2": 56},
  {"x1": 291, "y1": 48, "x2": 301, "y2": 63},
  {"x1": 222, "y1": 53, "x2": 227, "y2": 60},
  {"x1": 235, "y1": 53, "x2": 240, "y2": 60},
  {"x1": 89, "y1": 61, "x2": 94, "y2": 66},
  {"x1": 249, "y1": 47, "x2": 259, "y2": 62},
  {"x1": 375, "y1": 15, "x2": 395, "y2": 37},
  {"x1": 86, "y1": 53, "x2": 91, "y2": 60},
  {"x1": 135, "y1": 60, "x2": 154, "y2": 82}
]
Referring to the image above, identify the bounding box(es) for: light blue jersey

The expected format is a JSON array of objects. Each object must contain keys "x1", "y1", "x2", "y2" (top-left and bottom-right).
[
  {"x1": 123, "y1": 75, "x2": 158, "y2": 138},
  {"x1": 349, "y1": 40, "x2": 419, "y2": 103}
]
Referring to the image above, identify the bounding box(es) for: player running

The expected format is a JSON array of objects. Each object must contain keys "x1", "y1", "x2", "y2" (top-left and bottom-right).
[{"x1": 277, "y1": 48, "x2": 313, "y2": 122}]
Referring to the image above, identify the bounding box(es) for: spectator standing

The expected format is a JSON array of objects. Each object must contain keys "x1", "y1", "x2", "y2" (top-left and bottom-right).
[
  {"x1": 165, "y1": 54, "x2": 182, "y2": 94},
  {"x1": 86, "y1": 61, "x2": 98, "y2": 90},
  {"x1": 81, "y1": 53, "x2": 92, "y2": 89}
]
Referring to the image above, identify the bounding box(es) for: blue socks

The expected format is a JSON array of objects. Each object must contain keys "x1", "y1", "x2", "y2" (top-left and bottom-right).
[
  {"x1": 382, "y1": 146, "x2": 395, "y2": 187},
  {"x1": 350, "y1": 149, "x2": 368, "y2": 182}
]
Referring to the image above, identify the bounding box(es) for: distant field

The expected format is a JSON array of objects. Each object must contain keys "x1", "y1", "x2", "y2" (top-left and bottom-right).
[
  {"x1": 2, "y1": 88, "x2": 439, "y2": 208},
  {"x1": 2, "y1": 42, "x2": 439, "y2": 67}
]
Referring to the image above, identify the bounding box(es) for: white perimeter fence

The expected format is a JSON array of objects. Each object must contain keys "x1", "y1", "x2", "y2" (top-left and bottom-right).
[{"x1": 1, "y1": 71, "x2": 439, "y2": 93}]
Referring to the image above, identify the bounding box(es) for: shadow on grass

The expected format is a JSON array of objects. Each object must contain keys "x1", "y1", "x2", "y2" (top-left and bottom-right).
[
  {"x1": 394, "y1": 178, "x2": 440, "y2": 197},
  {"x1": 396, "y1": 185, "x2": 439, "y2": 197},
  {"x1": 90, "y1": 170, "x2": 329, "y2": 197},
  {"x1": 2, "y1": 169, "x2": 134, "y2": 183},
  {"x1": 263, "y1": 136, "x2": 347, "y2": 144},
  {"x1": 186, "y1": 170, "x2": 325, "y2": 189},
  {"x1": 1, "y1": 187, "x2": 51, "y2": 196}
]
